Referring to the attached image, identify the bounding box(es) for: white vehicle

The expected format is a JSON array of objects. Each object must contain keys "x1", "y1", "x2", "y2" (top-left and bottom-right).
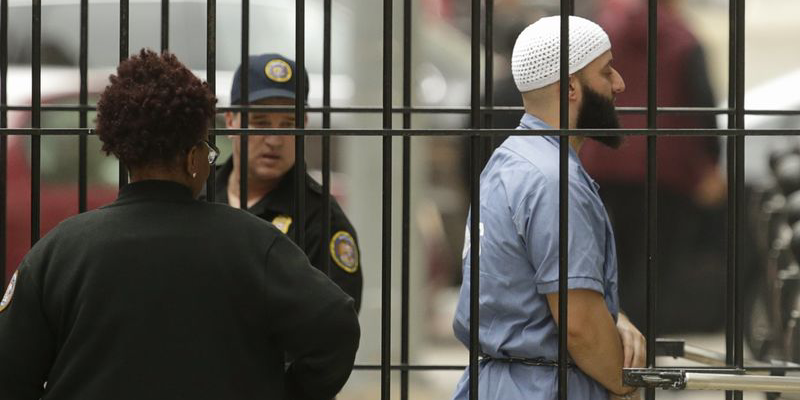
[{"x1": 716, "y1": 69, "x2": 800, "y2": 185}]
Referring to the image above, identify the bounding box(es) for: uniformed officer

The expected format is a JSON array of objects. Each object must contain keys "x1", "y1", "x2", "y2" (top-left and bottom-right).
[
  {"x1": 0, "y1": 49, "x2": 359, "y2": 400},
  {"x1": 218, "y1": 53, "x2": 363, "y2": 311},
  {"x1": 452, "y1": 16, "x2": 645, "y2": 400}
]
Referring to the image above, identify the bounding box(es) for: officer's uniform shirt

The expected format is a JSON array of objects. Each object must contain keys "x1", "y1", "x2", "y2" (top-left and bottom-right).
[
  {"x1": 215, "y1": 158, "x2": 363, "y2": 311},
  {"x1": 0, "y1": 180, "x2": 359, "y2": 400},
  {"x1": 451, "y1": 114, "x2": 620, "y2": 400}
]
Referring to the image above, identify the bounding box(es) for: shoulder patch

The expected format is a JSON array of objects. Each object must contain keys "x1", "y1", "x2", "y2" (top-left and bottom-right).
[
  {"x1": 271, "y1": 215, "x2": 293, "y2": 234},
  {"x1": 330, "y1": 231, "x2": 359, "y2": 273},
  {"x1": 0, "y1": 271, "x2": 18, "y2": 313}
]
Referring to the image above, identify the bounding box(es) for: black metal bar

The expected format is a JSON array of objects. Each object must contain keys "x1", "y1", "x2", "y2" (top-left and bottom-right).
[
  {"x1": 78, "y1": 0, "x2": 88, "y2": 213},
  {"x1": 119, "y1": 0, "x2": 128, "y2": 187},
  {"x1": 468, "y1": 0, "x2": 481, "y2": 397},
  {"x1": 725, "y1": 0, "x2": 738, "y2": 398},
  {"x1": 401, "y1": 0, "x2": 412, "y2": 399},
  {"x1": 484, "y1": 0, "x2": 493, "y2": 146},
  {"x1": 645, "y1": 1, "x2": 658, "y2": 399},
  {"x1": 351, "y1": 363, "x2": 800, "y2": 373},
  {"x1": 321, "y1": 0, "x2": 331, "y2": 277},
  {"x1": 161, "y1": 0, "x2": 169, "y2": 51},
  {"x1": 734, "y1": 0, "x2": 746, "y2": 395},
  {"x1": 239, "y1": 0, "x2": 249, "y2": 210},
  {"x1": 294, "y1": 0, "x2": 306, "y2": 248},
  {"x1": 205, "y1": 0, "x2": 216, "y2": 202},
  {"x1": 31, "y1": 0, "x2": 41, "y2": 245},
  {"x1": 5, "y1": 127, "x2": 800, "y2": 137},
  {"x1": 0, "y1": 0, "x2": 7, "y2": 282},
  {"x1": 381, "y1": 0, "x2": 393, "y2": 398},
  {"x1": 557, "y1": 6, "x2": 571, "y2": 400},
  {"x1": 354, "y1": 364, "x2": 472, "y2": 371},
  {"x1": 5, "y1": 104, "x2": 800, "y2": 117}
]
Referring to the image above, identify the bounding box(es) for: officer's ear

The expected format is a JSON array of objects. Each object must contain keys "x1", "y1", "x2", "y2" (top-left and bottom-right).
[
  {"x1": 225, "y1": 111, "x2": 238, "y2": 128},
  {"x1": 225, "y1": 111, "x2": 239, "y2": 141}
]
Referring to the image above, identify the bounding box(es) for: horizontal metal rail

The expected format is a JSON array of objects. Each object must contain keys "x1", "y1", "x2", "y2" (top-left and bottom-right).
[
  {"x1": 685, "y1": 373, "x2": 800, "y2": 392},
  {"x1": 2, "y1": 128, "x2": 799, "y2": 137},
  {"x1": 2, "y1": 104, "x2": 800, "y2": 116},
  {"x1": 627, "y1": 368, "x2": 800, "y2": 392}
]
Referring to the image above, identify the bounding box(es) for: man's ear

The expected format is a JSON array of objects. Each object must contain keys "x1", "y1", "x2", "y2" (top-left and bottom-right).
[
  {"x1": 225, "y1": 111, "x2": 237, "y2": 141},
  {"x1": 225, "y1": 111, "x2": 238, "y2": 131},
  {"x1": 568, "y1": 75, "x2": 581, "y2": 101}
]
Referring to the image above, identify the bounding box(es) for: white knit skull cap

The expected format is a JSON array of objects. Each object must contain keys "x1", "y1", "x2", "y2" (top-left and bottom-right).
[{"x1": 512, "y1": 15, "x2": 611, "y2": 92}]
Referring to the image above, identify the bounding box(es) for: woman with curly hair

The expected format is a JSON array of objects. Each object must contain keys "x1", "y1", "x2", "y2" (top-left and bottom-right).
[{"x1": 0, "y1": 49, "x2": 359, "y2": 400}]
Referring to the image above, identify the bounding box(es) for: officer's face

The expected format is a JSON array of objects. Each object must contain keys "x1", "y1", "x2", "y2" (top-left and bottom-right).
[{"x1": 226, "y1": 97, "x2": 307, "y2": 184}]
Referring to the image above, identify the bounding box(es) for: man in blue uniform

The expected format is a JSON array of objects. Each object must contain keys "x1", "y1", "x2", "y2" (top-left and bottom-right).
[{"x1": 452, "y1": 16, "x2": 646, "y2": 400}]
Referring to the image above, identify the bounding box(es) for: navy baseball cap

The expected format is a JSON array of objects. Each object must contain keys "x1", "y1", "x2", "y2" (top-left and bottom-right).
[{"x1": 230, "y1": 53, "x2": 310, "y2": 105}]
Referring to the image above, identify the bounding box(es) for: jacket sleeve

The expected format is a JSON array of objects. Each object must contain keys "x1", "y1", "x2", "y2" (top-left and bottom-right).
[
  {"x1": 0, "y1": 262, "x2": 55, "y2": 400},
  {"x1": 307, "y1": 212, "x2": 363, "y2": 313},
  {"x1": 264, "y1": 235, "x2": 360, "y2": 400}
]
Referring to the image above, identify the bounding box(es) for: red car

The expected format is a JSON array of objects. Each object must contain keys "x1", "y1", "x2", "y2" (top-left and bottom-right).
[{"x1": 4, "y1": 67, "x2": 118, "y2": 282}]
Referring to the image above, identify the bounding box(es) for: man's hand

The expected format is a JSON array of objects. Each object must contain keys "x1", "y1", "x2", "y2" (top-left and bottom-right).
[
  {"x1": 610, "y1": 389, "x2": 643, "y2": 400},
  {"x1": 616, "y1": 312, "x2": 646, "y2": 368}
]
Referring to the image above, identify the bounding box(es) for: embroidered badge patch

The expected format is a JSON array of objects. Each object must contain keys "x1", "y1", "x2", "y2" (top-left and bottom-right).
[
  {"x1": 271, "y1": 215, "x2": 293, "y2": 234},
  {"x1": 330, "y1": 231, "x2": 359, "y2": 273},
  {"x1": 0, "y1": 271, "x2": 18, "y2": 313},
  {"x1": 265, "y1": 59, "x2": 292, "y2": 83}
]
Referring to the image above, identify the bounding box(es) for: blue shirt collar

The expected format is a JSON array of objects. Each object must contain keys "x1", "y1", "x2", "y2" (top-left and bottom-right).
[{"x1": 517, "y1": 113, "x2": 581, "y2": 164}]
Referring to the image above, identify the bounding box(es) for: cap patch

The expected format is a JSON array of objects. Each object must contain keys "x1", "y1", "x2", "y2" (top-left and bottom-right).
[
  {"x1": 330, "y1": 231, "x2": 359, "y2": 273},
  {"x1": 271, "y1": 215, "x2": 293, "y2": 234},
  {"x1": 265, "y1": 59, "x2": 292, "y2": 83},
  {"x1": 0, "y1": 271, "x2": 18, "y2": 313}
]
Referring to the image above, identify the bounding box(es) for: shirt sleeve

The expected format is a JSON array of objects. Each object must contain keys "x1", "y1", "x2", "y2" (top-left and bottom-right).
[
  {"x1": 264, "y1": 235, "x2": 360, "y2": 400},
  {"x1": 0, "y1": 262, "x2": 55, "y2": 400},
  {"x1": 306, "y1": 207, "x2": 363, "y2": 313},
  {"x1": 516, "y1": 172, "x2": 606, "y2": 295}
]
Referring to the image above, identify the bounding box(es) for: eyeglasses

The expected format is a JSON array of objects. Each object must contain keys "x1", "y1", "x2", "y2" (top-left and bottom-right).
[{"x1": 200, "y1": 139, "x2": 220, "y2": 165}]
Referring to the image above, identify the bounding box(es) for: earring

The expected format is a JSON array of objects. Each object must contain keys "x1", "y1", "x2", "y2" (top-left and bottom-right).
[{"x1": 192, "y1": 172, "x2": 197, "y2": 178}]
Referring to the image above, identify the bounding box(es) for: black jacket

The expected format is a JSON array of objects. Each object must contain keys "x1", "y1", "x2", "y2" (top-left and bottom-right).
[
  {"x1": 0, "y1": 180, "x2": 359, "y2": 400},
  {"x1": 214, "y1": 159, "x2": 363, "y2": 311}
]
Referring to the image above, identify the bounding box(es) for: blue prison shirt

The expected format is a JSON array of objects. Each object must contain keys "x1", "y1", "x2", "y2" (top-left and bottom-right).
[{"x1": 451, "y1": 113, "x2": 620, "y2": 400}]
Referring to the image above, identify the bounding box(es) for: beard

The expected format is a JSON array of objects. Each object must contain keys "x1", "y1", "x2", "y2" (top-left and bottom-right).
[{"x1": 577, "y1": 84, "x2": 623, "y2": 149}]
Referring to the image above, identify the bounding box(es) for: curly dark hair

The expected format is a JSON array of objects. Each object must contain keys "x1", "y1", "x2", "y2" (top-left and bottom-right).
[{"x1": 96, "y1": 49, "x2": 216, "y2": 168}]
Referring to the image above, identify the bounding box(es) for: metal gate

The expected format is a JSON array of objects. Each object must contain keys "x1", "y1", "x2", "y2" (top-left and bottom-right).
[{"x1": 2, "y1": 0, "x2": 800, "y2": 399}]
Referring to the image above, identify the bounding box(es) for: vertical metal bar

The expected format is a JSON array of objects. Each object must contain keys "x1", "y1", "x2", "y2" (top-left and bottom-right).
[
  {"x1": 482, "y1": 0, "x2": 493, "y2": 165},
  {"x1": 557, "y1": 5, "x2": 571, "y2": 400},
  {"x1": 0, "y1": 0, "x2": 7, "y2": 282},
  {"x1": 468, "y1": 0, "x2": 481, "y2": 398},
  {"x1": 725, "y1": 1, "x2": 738, "y2": 399},
  {"x1": 161, "y1": 0, "x2": 169, "y2": 51},
  {"x1": 294, "y1": 0, "x2": 306, "y2": 248},
  {"x1": 483, "y1": 0, "x2": 493, "y2": 133},
  {"x1": 119, "y1": 0, "x2": 129, "y2": 187},
  {"x1": 400, "y1": 0, "x2": 412, "y2": 399},
  {"x1": 645, "y1": 1, "x2": 658, "y2": 399},
  {"x1": 31, "y1": 0, "x2": 41, "y2": 245},
  {"x1": 239, "y1": 0, "x2": 248, "y2": 210},
  {"x1": 321, "y1": 0, "x2": 331, "y2": 276},
  {"x1": 734, "y1": 0, "x2": 746, "y2": 395},
  {"x1": 78, "y1": 0, "x2": 88, "y2": 213},
  {"x1": 205, "y1": 0, "x2": 216, "y2": 202},
  {"x1": 381, "y1": 0, "x2": 393, "y2": 398}
]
